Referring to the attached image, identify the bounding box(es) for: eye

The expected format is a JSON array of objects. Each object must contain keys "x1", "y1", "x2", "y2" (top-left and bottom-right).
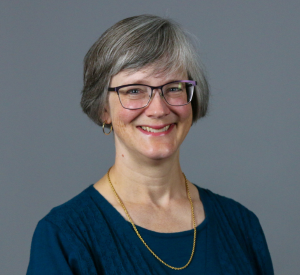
[
  {"x1": 167, "y1": 83, "x2": 183, "y2": 92},
  {"x1": 169, "y1": 87, "x2": 180, "y2": 91},
  {"x1": 119, "y1": 87, "x2": 146, "y2": 95},
  {"x1": 126, "y1": 89, "x2": 141, "y2": 94}
]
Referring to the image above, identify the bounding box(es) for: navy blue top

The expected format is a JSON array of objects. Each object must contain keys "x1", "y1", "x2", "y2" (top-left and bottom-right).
[{"x1": 27, "y1": 185, "x2": 274, "y2": 274}]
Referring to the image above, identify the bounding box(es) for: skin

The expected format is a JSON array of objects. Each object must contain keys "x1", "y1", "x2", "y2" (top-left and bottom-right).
[{"x1": 94, "y1": 66, "x2": 205, "y2": 233}]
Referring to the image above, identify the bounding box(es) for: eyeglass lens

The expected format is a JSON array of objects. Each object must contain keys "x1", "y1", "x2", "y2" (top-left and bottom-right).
[{"x1": 117, "y1": 82, "x2": 194, "y2": 109}]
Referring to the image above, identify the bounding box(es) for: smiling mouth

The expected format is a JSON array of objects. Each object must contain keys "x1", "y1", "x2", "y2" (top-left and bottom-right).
[{"x1": 140, "y1": 125, "x2": 171, "y2": 133}]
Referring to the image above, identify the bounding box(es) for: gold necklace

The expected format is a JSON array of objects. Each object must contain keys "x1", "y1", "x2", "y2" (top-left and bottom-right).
[{"x1": 107, "y1": 167, "x2": 196, "y2": 270}]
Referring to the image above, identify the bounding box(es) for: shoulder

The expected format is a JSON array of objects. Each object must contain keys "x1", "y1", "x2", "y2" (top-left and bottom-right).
[
  {"x1": 198, "y1": 186, "x2": 271, "y2": 249},
  {"x1": 40, "y1": 185, "x2": 98, "y2": 231},
  {"x1": 31, "y1": 185, "x2": 104, "y2": 253},
  {"x1": 198, "y1": 186, "x2": 257, "y2": 218},
  {"x1": 192, "y1": 185, "x2": 274, "y2": 274},
  {"x1": 196, "y1": 186, "x2": 262, "y2": 235},
  {"x1": 28, "y1": 186, "x2": 101, "y2": 274},
  {"x1": 195, "y1": 186, "x2": 274, "y2": 273}
]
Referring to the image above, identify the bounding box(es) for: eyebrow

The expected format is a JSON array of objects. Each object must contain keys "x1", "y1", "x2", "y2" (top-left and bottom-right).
[{"x1": 117, "y1": 79, "x2": 184, "y2": 86}]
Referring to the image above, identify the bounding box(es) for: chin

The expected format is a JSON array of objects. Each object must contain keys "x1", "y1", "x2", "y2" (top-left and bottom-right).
[{"x1": 140, "y1": 145, "x2": 178, "y2": 161}]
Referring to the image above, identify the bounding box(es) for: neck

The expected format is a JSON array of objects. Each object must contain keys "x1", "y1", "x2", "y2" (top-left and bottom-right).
[{"x1": 108, "y1": 149, "x2": 186, "y2": 206}]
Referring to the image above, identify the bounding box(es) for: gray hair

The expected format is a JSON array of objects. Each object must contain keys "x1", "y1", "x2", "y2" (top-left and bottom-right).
[{"x1": 80, "y1": 14, "x2": 209, "y2": 126}]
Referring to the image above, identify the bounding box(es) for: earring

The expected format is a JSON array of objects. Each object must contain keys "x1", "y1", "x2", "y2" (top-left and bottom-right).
[{"x1": 102, "y1": 121, "x2": 113, "y2": 135}]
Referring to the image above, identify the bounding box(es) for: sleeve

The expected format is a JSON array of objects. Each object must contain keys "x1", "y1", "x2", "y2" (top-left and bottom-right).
[
  {"x1": 26, "y1": 218, "x2": 81, "y2": 275},
  {"x1": 247, "y1": 213, "x2": 274, "y2": 275}
]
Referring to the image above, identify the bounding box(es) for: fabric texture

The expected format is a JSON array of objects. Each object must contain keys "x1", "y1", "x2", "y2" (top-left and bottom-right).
[{"x1": 27, "y1": 185, "x2": 274, "y2": 274}]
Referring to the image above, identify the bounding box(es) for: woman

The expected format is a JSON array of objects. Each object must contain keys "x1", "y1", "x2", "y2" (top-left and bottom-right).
[{"x1": 27, "y1": 15, "x2": 274, "y2": 274}]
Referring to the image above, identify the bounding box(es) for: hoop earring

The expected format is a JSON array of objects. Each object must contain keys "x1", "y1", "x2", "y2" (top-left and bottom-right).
[{"x1": 102, "y1": 122, "x2": 113, "y2": 135}]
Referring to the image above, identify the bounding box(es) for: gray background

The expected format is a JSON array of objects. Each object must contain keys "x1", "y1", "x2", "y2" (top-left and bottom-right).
[{"x1": 1, "y1": 1, "x2": 299, "y2": 274}]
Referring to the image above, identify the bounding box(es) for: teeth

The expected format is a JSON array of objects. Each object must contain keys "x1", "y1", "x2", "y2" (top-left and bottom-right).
[{"x1": 141, "y1": 125, "x2": 171, "y2": 133}]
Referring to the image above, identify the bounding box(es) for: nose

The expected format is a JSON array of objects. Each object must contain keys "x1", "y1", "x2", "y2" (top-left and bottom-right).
[{"x1": 144, "y1": 89, "x2": 170, "y2": 118}]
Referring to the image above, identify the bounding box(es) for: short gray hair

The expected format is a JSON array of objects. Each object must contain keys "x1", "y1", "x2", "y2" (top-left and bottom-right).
[{"x1": 81, "y1": 14, "x2": 209, "y2": 126}]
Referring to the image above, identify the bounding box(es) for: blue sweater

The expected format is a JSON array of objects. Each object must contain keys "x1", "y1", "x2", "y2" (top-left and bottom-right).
[{"x1": 27, "y1": 185, "x2": 274, "y2": 274}]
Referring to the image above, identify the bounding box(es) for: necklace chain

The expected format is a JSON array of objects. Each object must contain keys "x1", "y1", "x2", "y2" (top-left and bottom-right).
[{"x1": 107, "y1": 167, "x2": 196, "y2": 270}]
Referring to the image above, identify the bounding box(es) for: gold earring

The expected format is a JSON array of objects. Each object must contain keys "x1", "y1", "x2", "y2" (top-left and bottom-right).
[{"x1": 102, "y1": 121, "x2": 113, "y2": 135}]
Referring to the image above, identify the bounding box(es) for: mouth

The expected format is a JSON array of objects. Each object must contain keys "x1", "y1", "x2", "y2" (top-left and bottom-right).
[
  {"x1": 140, "y1": 125, "x2": 171, "y2": 133},
  {"x1": 137, "y1": 123, "x2": 175, "y2": 136}
]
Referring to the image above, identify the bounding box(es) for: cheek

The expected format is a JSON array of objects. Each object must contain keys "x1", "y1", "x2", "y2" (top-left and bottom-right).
[
  {"x1": 176, "y1": 105, "x2": 193, "y2": 139},
  {"x1": 177, "y1": 105, "x2": 193, "y2": 123},
  {"x1": 111, "y1": 108, "x2": 142, "y2": 135},
  {"x1": 107, "y1": 95, "x2": 137, "y2": 134}
]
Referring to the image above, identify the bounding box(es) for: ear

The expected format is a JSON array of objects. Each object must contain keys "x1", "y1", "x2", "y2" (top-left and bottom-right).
[{"x1": 102, "y1": 103, "x2": 112, "y2": 125}]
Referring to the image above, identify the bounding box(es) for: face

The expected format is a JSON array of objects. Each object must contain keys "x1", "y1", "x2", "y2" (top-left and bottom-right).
[{"x1": 104, "y1": 66, "x2": 193, "y2": 161}]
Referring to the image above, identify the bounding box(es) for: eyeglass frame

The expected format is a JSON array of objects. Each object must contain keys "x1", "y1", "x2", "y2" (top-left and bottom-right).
[{"x1": 108, "y1": 80, "x2": 197, "y2": 110}]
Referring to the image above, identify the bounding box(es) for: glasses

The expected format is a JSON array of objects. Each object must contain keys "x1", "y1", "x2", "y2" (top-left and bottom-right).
[{"x1": 108, "y1": 80, "x2": 196, "y2": 110}]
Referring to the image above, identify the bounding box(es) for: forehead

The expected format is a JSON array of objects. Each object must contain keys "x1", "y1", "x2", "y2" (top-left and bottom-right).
[{"x1": 110, "y1": 65, "x2": 188, "y2": 87}]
